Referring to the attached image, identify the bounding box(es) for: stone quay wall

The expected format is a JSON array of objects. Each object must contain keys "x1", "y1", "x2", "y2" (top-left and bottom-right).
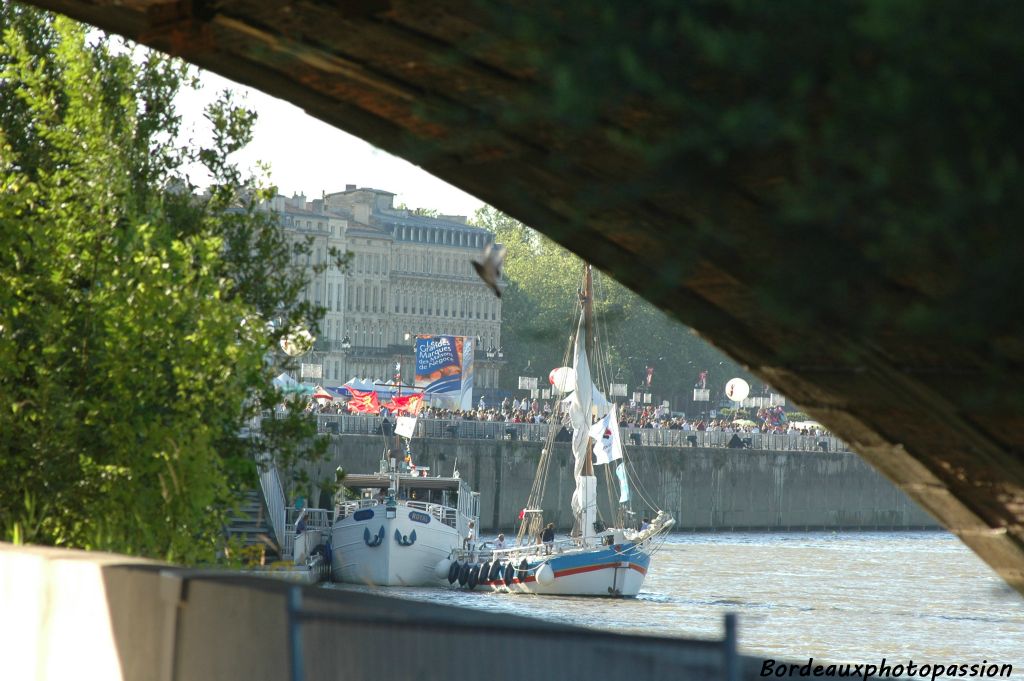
[{"x1": 300, "y1": 435, "x2": 938, "y2": 532}]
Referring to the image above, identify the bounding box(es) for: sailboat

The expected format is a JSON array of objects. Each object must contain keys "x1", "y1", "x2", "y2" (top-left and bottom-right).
[{"x1": 444, "y1": 264, "x2": 674, "y2": 596}]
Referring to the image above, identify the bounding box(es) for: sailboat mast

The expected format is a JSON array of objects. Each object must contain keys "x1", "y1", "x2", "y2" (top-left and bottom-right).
[{"x1": 582, "y1": 264, "x2": 595, "y2": 478}]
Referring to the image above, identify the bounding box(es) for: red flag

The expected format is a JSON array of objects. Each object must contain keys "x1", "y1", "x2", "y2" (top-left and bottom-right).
[
  {"x1": 347, "y1": 388, "x2": 380, "y2": 414},
  {"x1": 384, "y1": 394, "x2": 423, "y2": 415},
  {"x1": 518, "y1": 508, "x2": 526, "y2": 520}
]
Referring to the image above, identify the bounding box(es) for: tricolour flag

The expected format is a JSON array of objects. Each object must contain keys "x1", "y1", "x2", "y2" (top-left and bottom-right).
[{"x1": 588, "y1": 404, "x2": 622, "y2": 465}]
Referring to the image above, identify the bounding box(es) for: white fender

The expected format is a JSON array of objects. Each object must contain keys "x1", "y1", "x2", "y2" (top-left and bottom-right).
[
  {"x1": 536, "y1": 562, "x2": 555, "y2": 585},
  {"x1": 434, "y1": 558, "x2": 452, "y2": 580},
  {"x1": 293, "y1": 532, "x2": 309, "y2": 566}
]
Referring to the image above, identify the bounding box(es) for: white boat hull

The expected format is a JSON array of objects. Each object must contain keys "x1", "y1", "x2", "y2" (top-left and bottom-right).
[{"x1": 331, "y1": 504, "x2": 460, "y2": 586}]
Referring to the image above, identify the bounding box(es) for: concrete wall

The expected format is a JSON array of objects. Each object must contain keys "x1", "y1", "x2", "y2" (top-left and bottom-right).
[
  {"x1": 1, "y1": 543, "x2": 765, "y2": 681},
  {"x1": 306, "y1": 436, "x2": 937, "y2": 532}
]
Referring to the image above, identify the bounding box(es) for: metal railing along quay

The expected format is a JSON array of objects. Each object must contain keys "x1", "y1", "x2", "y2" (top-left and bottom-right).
[
  {"x1": 252, "y1": 413, "x2": 850, "y2": 453},
  {"x1": 256, "y1": 452, "x2": 288, "y2": 553}
]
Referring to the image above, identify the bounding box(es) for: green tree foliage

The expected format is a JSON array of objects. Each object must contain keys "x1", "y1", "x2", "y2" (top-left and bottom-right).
[
  {"x1": 473, "y1": 206, "x2": 748, "y2": 407},
  {"x1": 0, "y1": 6, "x2": 326, "y2": 562}
]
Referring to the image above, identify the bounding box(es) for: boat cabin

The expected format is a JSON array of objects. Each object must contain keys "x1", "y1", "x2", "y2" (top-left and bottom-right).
[{"x1": 335, "y1": 473, "x2": 479, "y2": 535}]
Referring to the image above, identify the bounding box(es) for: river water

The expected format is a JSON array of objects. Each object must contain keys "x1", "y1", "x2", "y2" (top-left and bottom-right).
[{"x1": 326, "y1": 532, "x2": 1024, "y2": 673}]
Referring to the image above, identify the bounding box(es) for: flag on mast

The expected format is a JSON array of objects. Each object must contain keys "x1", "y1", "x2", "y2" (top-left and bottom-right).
[
  {"x1": 589, "y1": 404, "x2": 623, "y2": 465},
  {"x1": 615, "y1": 461, "x2": 630, "y2": 503}
]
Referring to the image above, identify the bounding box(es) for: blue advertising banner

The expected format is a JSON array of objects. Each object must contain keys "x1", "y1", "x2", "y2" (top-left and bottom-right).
[{"x1": 414, "y1": 335, "x2": 473, "y2": 410}]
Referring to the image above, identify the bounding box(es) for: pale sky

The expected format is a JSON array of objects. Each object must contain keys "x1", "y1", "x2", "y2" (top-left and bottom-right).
[{"x1": 175, "y1": 69, "x2": 486, "y2": 218}]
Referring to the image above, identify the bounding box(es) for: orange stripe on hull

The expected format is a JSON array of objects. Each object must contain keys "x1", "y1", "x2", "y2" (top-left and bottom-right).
[
  {"x1": 477, "y1": 562, "x2": 646, "y2": 587},
  {"x1": 555, "y1": 562, "x2": 647, "y2": 578}
]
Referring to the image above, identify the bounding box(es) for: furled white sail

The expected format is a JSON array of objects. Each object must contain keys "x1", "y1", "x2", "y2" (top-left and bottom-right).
[
  {"x1": 592, "y1": 386, "x2": 610, "y2": 419},
  {"x1": 561, "y1": 384, "x2": 609, "y2": 418},
  {"x1": 568, "y1": 315, "x2": 593, "y2": 517}
]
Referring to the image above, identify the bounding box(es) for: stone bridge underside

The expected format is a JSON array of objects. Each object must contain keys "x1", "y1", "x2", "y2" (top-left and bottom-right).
[{"x1": 30, "y1": 0, "x2": 1024, "y2": 592}]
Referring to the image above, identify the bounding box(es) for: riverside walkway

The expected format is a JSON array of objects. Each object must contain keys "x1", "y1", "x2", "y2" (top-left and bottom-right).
[{"x1": 253, "y1": 413, "x2": 850, "y2": 453}]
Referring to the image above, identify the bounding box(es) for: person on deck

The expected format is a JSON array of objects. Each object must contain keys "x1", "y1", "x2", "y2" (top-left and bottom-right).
[
  {"x1": 541, "y1": 523, "x2": 555, "y2": 554},
  {"x1": 464, "y1": 520, "x2": 476, "y2": 550},
  {"x1": 494, "y1": 533, "x2": 507, "y2": 550}
]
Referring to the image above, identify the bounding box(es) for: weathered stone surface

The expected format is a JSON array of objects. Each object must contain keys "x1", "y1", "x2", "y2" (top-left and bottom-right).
[{"x1": 313, "y1": 435, "x2": 937, "y2": 532}]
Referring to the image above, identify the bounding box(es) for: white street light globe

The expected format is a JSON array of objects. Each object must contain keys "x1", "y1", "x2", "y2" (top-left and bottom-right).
[
  {"x1": 280, "y1": 328, "x2": 315, "y2": 356},
  {"x1": 725, "y1": 377, "x2": 750, "y2": 402}
]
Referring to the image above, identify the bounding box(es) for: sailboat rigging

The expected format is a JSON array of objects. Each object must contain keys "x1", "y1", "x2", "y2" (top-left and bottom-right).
[{"x1": 443, "y1": 263, "x2": 674, "y2": 597}]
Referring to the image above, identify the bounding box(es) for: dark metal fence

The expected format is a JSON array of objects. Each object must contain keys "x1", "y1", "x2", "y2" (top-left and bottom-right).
[
  {"x1": 285, "y1": 584, "x2": 747, "y2": 681},
  {"x1": 252, "y1": 413, "x2": 849, "y2": 453}
]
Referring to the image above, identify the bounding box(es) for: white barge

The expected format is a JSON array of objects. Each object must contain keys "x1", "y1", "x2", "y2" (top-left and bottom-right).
[{"x1": 331, "y1": 470, "x2": 479, "y2": 586}]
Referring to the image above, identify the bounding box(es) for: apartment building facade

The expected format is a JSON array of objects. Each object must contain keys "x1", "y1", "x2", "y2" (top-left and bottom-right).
[{"x1": 271, "y1": 185, "x2": 503, "y2": 394}]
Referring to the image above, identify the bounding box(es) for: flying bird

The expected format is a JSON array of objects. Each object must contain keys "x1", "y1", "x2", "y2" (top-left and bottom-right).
[{"x1": 472, "y1": 243, "x2": 506, "y2": 298}]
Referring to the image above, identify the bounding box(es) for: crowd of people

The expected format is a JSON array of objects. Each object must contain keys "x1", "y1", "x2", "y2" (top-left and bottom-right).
[{"x1": 302, "y1": 394, "x2": 830, "y2": 437}]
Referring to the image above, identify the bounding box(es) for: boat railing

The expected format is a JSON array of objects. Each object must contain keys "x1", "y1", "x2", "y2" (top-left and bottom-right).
[
  {"x1": 404, "y1": 500, "x2": 458, "y2": 528},
  {"x1": 334, "y1": 498, "x2": 379, "y2": 520},
  {"x1": 334, "y1": 498, "x2": 458, "y2": 529},
  {"x1": 283, "y1": 507, "x2": 333, "y2": 559},
  {"x1": 454, "y1": 538, "x2": 580, "y2": 564}
]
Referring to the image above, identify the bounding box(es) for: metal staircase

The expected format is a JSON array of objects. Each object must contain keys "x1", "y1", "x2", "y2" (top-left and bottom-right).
[{"x1": 225, "y1": 489, "x2": 281, "y2": 563}]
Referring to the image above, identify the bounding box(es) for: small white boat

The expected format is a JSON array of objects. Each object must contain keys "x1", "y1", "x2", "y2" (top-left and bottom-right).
[{"x1": 331, "y1": 468, "x2": 479, "y2": 586}]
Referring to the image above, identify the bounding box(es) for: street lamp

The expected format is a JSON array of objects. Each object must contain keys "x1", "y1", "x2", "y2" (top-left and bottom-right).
[
  {"x1": 398, "y1": 331, "x2": 415, "y2": 387},
  {"x1": 340, "y1": 335, "x2": 351, "y2": 383}
]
